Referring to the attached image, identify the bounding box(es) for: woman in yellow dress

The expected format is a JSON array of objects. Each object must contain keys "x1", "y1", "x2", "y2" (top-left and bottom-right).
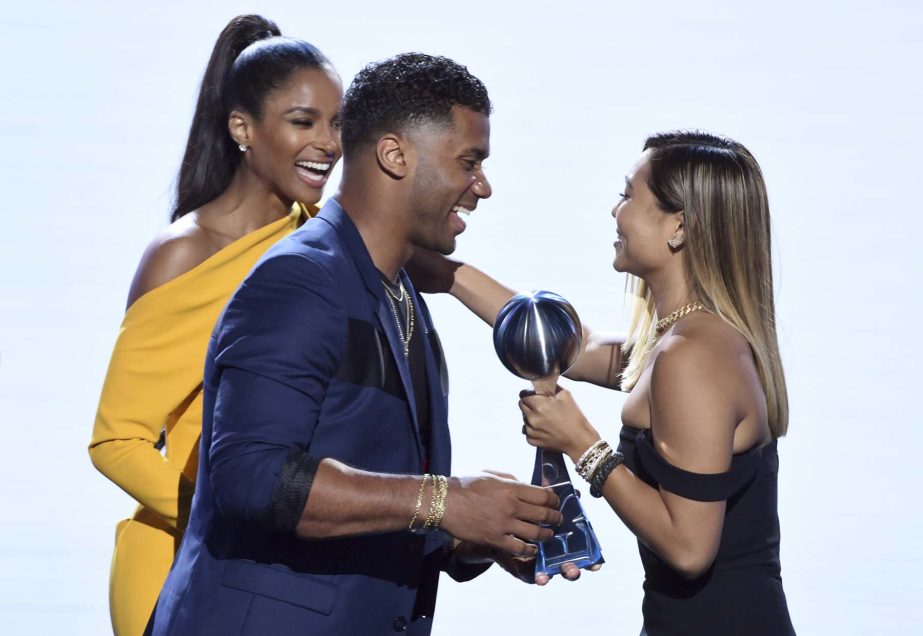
[{"x1": 88, "y1": 15, "x2": 342, "y2": 635}]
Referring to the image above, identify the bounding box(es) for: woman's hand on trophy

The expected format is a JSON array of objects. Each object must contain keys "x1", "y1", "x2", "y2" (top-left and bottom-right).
[{"x1": 518, "y1": 388, "x2": 601, "y2": 463}]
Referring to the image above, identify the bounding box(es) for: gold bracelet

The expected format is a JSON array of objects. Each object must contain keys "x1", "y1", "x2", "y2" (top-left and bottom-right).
[
  {"x1": 585, "y1": 446, "x2": 614, "y2": 484},
  {"x1": 432, "y1": 475, "x2": 448, "y2": 529},
  {"x1": 577, "y1": 441, "x2": 612, "y2": 480},
  {"x1": 576, "y1": 440, "x2": 607, "y2": 474},
  {"x1": 423, "y1": 475, "x2": 438, "y2": 531},
  {"x1": 424, "y1": 475, "x2": 444, "y2": 531},
  {"x1": 424, "y1": 474, "x2": 448, "y2": 531},
  {"x1": 409, "y1": 474, "x2": 430, "y2": 530}
]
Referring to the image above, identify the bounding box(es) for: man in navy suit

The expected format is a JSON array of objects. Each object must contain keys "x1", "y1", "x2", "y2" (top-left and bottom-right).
[{"x1": 147, "y1": 53, "x2": 562, "y2": 635}]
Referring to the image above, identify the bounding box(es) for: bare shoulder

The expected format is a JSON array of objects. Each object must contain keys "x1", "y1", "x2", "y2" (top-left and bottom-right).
[
  {"x1": 126, "y1": 214, "x2": 216, "y2": 308},
  {"x1": 648, "y1": 314, "x2": 752, "y2": 472},
  {"x1": 659, "y1": 313, "x2": 754, "y2": 380}
]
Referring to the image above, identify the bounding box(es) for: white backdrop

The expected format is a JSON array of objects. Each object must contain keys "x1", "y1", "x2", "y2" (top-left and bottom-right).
[{"x1": 1, "y1": 1, "x2": 921, "y2": 634}]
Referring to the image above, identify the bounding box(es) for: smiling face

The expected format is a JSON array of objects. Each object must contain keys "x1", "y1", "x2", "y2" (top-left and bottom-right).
[
  {"x1": 405, "y1": 106, "x2": 492, "y2": 255},
  {"x1": 232, "y1": 66, "x2": 343, "y2": 206},
  {"x1": 612, "y1": 150, "x2": 683, "y2": 276}
]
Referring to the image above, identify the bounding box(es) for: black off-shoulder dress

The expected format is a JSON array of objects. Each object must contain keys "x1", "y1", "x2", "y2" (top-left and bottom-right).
[{"x1": 617, "y1": 425, "x2": 796, "y2": 636}]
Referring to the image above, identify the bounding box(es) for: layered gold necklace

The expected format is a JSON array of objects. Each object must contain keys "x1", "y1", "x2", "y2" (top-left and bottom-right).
[
  {"x1": 382, "y1": 279, "x2": 414, "y2": 357},
  {"x1": 655, "y1": 301, "x2": 706, "y2": 334}
]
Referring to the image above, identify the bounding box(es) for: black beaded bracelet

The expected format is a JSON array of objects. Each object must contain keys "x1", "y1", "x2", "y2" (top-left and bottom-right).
[{"x1": 589, "y1": 450, "x2": 624, "y2": 498}]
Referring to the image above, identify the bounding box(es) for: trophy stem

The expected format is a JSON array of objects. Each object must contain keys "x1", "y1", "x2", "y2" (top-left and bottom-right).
[{"x1": 531, "y1": 377, "x2": 557, "y2": 396}]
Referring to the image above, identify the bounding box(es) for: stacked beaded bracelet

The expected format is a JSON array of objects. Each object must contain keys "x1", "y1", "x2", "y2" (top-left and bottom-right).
[
  {"x1": 574, "y1": 440, "x2": 624, "y2": 498},
  {"x1": 575, "y1": 440, "x2": 608, "y2": 479},
  {"x1": 409, "y1": 474, "x2": 448, "y2": 532},
  {"x1": 589, "y1": 451, "x2": 624, "y2": 497}
]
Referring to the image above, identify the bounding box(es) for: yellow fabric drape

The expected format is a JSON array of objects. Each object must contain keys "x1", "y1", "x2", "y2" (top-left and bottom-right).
[{"x1": 89, "y1": 203, "x2": 312, "y2": 636}]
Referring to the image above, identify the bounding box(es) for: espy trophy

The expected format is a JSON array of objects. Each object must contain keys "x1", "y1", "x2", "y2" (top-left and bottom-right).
[{"x1": 493, "y1": 291, "x2": 604, "y2": 577}]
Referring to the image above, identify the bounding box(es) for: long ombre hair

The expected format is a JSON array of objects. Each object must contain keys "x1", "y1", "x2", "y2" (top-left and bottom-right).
[{"x1": 621, "y1": 131, "x2": 789, "y2": 438}]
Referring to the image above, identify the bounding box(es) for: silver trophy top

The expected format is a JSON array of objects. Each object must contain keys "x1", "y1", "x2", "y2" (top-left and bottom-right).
[{"x1": 492, "y1": 291, "x2": 584, "y2": 390}]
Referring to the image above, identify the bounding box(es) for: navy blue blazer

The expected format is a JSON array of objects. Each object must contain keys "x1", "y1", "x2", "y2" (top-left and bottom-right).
[{"x1": 148, "y1": 200, "x2": 484, "y2": 635}]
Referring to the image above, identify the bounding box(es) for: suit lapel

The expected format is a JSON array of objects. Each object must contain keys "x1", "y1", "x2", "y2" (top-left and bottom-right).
[
  {"x1": 316, "y1": 200, "x2": 424, "y2": 460},
  {"x1": 410, "y1": 289, "x2": 451, "y2": 476}
]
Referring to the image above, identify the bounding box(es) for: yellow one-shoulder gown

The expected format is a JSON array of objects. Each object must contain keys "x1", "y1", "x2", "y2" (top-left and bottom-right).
[{"x1": 89, "y1": 204, "x2": 311, "y2": 636}]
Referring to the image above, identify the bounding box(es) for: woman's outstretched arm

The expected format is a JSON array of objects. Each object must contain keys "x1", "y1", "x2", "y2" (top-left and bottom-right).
[{"x1": 407, "y1": 250, "x2": 626, "y2": 390}]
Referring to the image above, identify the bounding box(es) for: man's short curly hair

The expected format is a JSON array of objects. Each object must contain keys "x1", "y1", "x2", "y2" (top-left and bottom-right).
[{"x1": 340, "y1": 53, "x2": 492, "y2": 157}]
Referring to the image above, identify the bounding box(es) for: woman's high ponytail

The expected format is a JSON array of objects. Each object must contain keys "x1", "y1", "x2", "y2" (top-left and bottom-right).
[{"x1": 171, "y1": 15, "x2": 280, "y2": 221}]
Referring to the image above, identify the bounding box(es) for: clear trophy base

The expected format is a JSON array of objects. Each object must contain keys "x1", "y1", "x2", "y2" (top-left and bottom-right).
[{"x1": 531, "y1": 448, "x2": 605, "y2": 577}]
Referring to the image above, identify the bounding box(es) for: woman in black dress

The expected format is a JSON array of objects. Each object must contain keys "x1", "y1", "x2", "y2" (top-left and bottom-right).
[{"x1": 414, "y1": 130, "x2": 795, "y2": 634}]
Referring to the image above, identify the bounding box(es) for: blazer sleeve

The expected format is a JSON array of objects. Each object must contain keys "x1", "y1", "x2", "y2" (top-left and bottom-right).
[{"x1": 207, "y1": 252, "x2": 346, "y2": 530}]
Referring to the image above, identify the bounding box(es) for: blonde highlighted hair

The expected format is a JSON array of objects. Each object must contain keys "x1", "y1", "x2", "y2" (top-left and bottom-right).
[{"x1": 621, "y1": 131, "x2": 789, "y2": 438}]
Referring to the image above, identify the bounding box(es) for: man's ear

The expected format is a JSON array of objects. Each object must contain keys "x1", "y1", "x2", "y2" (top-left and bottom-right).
[
  {"x1": 228, "y1": 110, "x2": 253, "y2": 149},
  {"x1": 376, "y1": 133, "x2": 410, "y2": 179}
]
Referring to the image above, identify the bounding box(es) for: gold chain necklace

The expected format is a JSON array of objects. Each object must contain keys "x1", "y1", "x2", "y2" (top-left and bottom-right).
[
  {"x1": 655, "y1": 301, "x2": 706, "y2": 334},
  {"x1": 383, "y1": 279, "x2": 414, "y2": 357}
]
